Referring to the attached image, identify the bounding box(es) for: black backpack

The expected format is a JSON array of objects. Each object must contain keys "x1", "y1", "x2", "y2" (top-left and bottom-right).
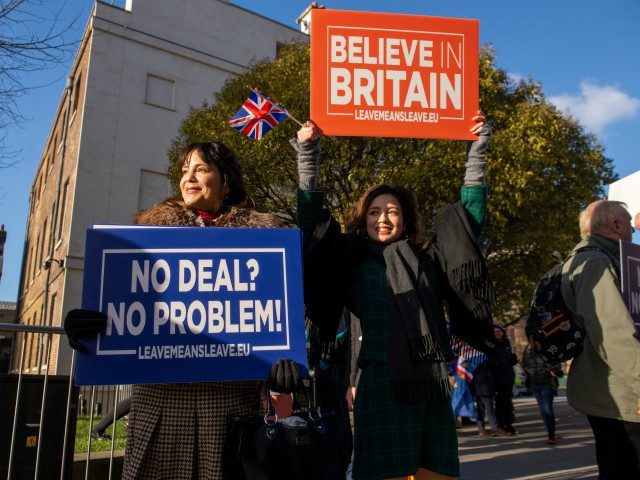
[{"x1": 525, "y1": 247, "x2": 606, "y2": 363}]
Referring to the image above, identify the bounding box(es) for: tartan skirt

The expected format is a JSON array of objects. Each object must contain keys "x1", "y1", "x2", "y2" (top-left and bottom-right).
[{"x1": 352, "y1": 363, "x2": 459, "y2": 479}]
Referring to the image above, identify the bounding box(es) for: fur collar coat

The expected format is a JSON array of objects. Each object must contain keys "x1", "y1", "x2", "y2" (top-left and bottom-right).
[{"x1": 134, "y1": 197, "x2": 283, "y2": 228}]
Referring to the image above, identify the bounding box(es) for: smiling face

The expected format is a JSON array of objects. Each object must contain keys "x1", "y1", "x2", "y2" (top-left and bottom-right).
[
  {"x1": 366, "y1": 193, "x2": 405, "y2": 244},
  {"x1": 179, "y1": 150, "x2": 228, "y2": 212}
]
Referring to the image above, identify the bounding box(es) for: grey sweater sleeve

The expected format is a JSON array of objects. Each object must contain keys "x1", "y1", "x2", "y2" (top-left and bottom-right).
[
  {"x1": 289, "y1": 137, "x2": 321, "y2": 191},
  {"x1": 464, "y1": 123, "x2": 491, "y2": 186}
]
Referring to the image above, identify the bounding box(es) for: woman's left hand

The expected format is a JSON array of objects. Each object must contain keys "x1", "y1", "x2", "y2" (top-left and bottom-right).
[{"x1": 297, "y1": 120, "x2": 323, "y2": 143}]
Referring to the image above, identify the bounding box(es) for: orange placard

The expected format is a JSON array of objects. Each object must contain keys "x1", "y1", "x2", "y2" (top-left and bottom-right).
[{"x1": 310, "y1": 9, "x2": 479, "y2": 140}]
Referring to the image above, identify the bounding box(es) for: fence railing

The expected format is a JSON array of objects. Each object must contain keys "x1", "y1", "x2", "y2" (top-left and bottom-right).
[{"x1": 0, "y1": 323, "x2": 127, "y2": 480}]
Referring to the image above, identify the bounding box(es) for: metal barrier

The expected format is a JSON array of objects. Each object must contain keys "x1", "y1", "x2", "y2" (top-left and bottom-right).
[{"x1": 0, "y1": 323, "x2": 128, "y2": 480}]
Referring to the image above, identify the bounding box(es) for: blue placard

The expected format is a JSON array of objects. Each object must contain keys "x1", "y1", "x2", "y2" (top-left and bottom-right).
[
  {"x1": 620, "y1": 239, "x2": 640, "y2": 338},
  {"x1": 74, "y1": 226, "x2": 307, "y2": 386}
]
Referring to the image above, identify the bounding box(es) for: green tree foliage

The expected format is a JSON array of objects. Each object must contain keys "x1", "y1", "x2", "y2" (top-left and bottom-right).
[{"x1": 168, "y1": 42, "x2": 616, "y2": 324}]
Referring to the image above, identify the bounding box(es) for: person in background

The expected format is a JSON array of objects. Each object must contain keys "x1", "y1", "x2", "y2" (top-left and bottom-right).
[
  {"x1": 291, "y1": 112, "x2": 493, "y2": 480},
  {"x1": 561, "y1": 200, "x2": 639, "y2": 477},
  {"x1": 491, "y1": 325, "x2": 518, "y2": 435},
  {"x1": 472, "y1": 359, "x2": 507, "y2": 437},
  {"x1": 521, "y1": 336, "x2": 563, "y2": 445}
]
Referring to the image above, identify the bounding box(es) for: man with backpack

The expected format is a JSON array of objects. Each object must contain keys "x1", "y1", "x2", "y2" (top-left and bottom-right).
[{"x1": 560, "y1": 199, "x2": 639, "y2": 479}]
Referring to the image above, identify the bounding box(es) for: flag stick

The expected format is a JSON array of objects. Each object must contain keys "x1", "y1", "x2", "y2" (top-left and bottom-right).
[
  {"x1": 284, "y1": 111, "x2": 304, "y2": 127},
  {"x1": 248, "y1": 86, "x2": 304, "y2": 127}
]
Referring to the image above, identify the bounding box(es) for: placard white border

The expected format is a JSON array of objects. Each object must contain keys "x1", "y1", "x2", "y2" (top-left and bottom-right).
[{"x1": 95, "y1": 247, "x2": 290, "y2": 355}]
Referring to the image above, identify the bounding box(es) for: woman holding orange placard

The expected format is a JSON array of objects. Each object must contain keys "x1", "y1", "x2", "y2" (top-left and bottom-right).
[{"x1": 292, "y1": 113, "x2": 493, "y2": 480}]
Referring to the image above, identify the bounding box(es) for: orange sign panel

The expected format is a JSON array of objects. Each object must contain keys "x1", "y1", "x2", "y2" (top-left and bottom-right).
[{"x1": 310, "y1": 9, "x2": 479, "y2": 140}]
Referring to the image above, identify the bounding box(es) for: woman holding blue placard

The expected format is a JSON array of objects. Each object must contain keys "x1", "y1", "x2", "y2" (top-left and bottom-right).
[
  {"x1": 292, "y1": 115, "x2": 493, "y2": 480},
  {"x1": 125, "y1": 141, "x2": 285, "y2": 479},
  {"x1": 66, "y1": 141, "x2": 283, "y2": 479}
]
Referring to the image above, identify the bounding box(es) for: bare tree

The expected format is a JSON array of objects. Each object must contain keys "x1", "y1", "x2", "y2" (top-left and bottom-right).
[{"x1": 0, "y1": 0, "x2": 81, "y2": 166}]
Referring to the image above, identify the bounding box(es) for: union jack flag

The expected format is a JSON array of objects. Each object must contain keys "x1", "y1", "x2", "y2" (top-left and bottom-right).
[
  {"x1": 450, "y1": 334, "x2": 487, "y2": 418},
  {"x1": 228, "y1": 89, "x2": 289, "y2": 140}
]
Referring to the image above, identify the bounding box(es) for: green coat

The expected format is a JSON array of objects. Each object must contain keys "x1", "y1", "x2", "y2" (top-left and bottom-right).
[{"x1": 560, "y1": 234, "x2": 640, "y2": 423}]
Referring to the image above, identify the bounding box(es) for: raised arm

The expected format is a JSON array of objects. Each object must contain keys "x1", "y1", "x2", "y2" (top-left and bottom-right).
[
  {"x1": 290, "y1": 121, "x2": 345, "y2": 341},
  {"x1": 292, "y1": 121, "x2": 322, "y2": 191},
  {"x1": 290, "y1": 121, "x2": 324, "y2": 237},
  {"x1": 461, "y1": 111, "x2": 491, "y2": 235},
  {"x1": 465, "y1": 112, "x2": 491, "y2": 187}
]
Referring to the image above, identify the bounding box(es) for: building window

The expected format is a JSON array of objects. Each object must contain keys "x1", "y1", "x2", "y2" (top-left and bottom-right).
[
  {"x1": 144, "y1": 74, "x2": 175, "y2": 110},
  {"x1": 138, "y1": 169, "x2": 170, "y2": 210},
  {"x1": 26, "y1": 315, "x2": 34, "y2": 369},
  {"x1": 276, "y1": 41, "x2": 287, "y2": 58},
  {"x1": 38, "y1": 219, "x2": 48, "y2": 271},
  {"x1": 48, "y1": 293, "x2": 57, "y2": 327},
  {"x1": 73, "y1": 73, "x2": 82, "y2": 113},
  {"x1": 27, "y1": 245, "x2": 34, "y2": 282},
  {"x1": 34, "y1": 173, "x2": 40, "y2": 204},
  {"x1": 40, "y1": 292, "x2": 57, "y2": 366},
  {"x1": 30, "y1": 244, "x2": 36, "y2": 281},
  {"x1": 37, "y1": 172, "x2": 45, "y2": 203},
  {"x1": 51, "y1": 135, "x2": 58, "y2": 169},
  {"x1": 107, "y1": 0, "x2": 131, "y2": 10},
  {"x1": 35, "y1": 232, "x2": 42, "y2": 275},
  {"x1": 56, "y1": 179, "x2": 69, "y2": 241}
]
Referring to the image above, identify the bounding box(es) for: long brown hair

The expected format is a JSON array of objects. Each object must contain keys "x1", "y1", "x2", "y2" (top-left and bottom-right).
[{"x1": 347, "y1": 184, "x2": 420, "y2": 243}]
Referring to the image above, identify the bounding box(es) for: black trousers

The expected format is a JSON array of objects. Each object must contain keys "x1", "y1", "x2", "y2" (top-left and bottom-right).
[
  {"x1": 314, "y1": 365, "x2": 354, "y2": 476},
  {"x1": 587, "y1": 415, "x2": 640, "y2": 479},
  {"x1": 495, "y1": 383, "x2": 515, "y2": 431}
]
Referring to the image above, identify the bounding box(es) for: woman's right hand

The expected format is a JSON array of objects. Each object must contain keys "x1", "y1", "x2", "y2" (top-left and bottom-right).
[
  {"x1": 64, "y1": 309, "x2": 107, "y2": 351},
  {"x1": 297, "y1": 120, "x2": 322, "y2": 143},
  {"x1": 469, "y1": 110, "x2": 488, "y2": 136},
  {"x1": 346, "y1": 386, "x2": 357, "y2": 410}
]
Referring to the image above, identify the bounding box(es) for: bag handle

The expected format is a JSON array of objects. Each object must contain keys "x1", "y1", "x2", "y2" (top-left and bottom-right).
[{"x1": 263, "y1": 375, "x2": 326, "y2": 432}]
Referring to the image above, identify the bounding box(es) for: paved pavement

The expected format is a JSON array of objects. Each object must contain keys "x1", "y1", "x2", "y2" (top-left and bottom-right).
[
  {"x1": 75, "y1": 389, "x2": 598, "y2": 480},
  {"x1": 457, "y1": 390, "x2": 598, "y2": 479}
]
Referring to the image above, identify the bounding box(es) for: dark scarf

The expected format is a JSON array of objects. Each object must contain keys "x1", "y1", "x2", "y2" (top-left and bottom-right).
[
  {"x1": 432, "y1": 202, "x2": 496, "y2": 353},
  {"x1": 369, "y1": 239, "x2": 452, "y2": 403}
]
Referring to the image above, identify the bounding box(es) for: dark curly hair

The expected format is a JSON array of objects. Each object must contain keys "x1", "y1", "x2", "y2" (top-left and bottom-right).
[{"x1": 179, "y1": 142, "x2": 253, "y2": 209}]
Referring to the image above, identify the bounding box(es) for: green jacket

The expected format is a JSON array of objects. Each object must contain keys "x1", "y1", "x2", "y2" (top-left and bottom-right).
[{"x1": 560, "y1": 234, "x2": 640, "y2": 423}]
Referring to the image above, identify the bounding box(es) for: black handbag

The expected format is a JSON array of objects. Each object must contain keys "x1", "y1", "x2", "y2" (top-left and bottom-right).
[{"x1": 222, "y1": 381, "x2": 349, "y2": 480}]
